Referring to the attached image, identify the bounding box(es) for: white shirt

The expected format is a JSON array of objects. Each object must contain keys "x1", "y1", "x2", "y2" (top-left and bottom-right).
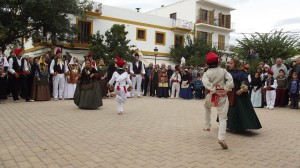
[
  {"x1": 8, "y1": 57, "x2": 28, "y2": 74},
  {"x1": 0, "y1": 56, "x2": 9, "y2": 69},
  {"x1": 109, "y1": 70, "x2": 132, "y2": 87},
  {"x1": 170, "y1": 73, "x2": 181, "y2": 82}
]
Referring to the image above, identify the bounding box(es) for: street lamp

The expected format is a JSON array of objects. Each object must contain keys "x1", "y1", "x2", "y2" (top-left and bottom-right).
[{"x1": 154, "y1": 47, "x2": 158, "y2": 65}]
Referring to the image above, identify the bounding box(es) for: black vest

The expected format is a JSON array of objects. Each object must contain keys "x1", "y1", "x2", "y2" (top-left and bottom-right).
[
  {"x1": 266, "y1": 77, "x2": 275, "y2": 90},
  {"x1": 132, "y1": 61, "x2": 142, "y2": 74},
  {"x1": 54, "y1": 59, "x2": 65, "y2": 74},
  {"x1": 12, "y1": 57, "x2": 25, "y2": 73}
]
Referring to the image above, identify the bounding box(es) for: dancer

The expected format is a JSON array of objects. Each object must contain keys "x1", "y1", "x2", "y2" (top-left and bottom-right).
[
  {"x1": 226, "y1": 59, "x2": 262, "y2": 131},
  {"x1": 202, "y1": 52, "x2": 234, "y2": 149},
  {"x1": 108, "y1": 58, "x2": 132, "y2": 114}
]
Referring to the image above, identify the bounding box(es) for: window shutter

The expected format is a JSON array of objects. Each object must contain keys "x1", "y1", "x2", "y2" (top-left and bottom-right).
[
  {"x1": 218, "y1": 13, "x2": 223, "y2": 27},
  {"x1": 208, "y1": 33, "x2": 212, "y2": 46},
  {"x1": 225, "y1": 15, "x2": 231, "y2": 29},
  {"x1": 218, "y1": 35, "x2": 225, "y2": 50},
  {"x1": 199, "y1": 8, "x2": 203, "y2": 23},
  {"x1": 209, "y1": 11, "x2": 214, "y2": 25}
]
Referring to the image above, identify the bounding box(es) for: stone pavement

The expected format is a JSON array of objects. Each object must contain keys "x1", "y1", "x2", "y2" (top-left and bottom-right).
[{"x1": 0, "y1": 97, "x2": 300, "y2": 168}]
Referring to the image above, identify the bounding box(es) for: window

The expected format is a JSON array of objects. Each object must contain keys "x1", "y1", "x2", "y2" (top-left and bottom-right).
[
  {"x1": 218, "y1": 35, "x2": 225, "y2": 50},
  {"x1": 77, "y1": 20, "x2": 92, "y2": 44},
  {"x1": 174, "y1": 34, "x2": 184, "y2": 48},
  {"x1": 199, "y1": 8, "x2": 208, "y2": 23},
  {"x1": 155, "y1": 31, "x2": 166, "y2": 45},
  {"x1": 170, "y1": 13, "x2": 177, "y2": 20},
  {"x1": 136, "y1": 28, "x2": 147, "y2": 41},
  {"x1": 197, "y1": 31, "x2": 212, "y2": 46},
  {"x1": 218, "y1": 13, "x2": 231, "y2": 28}
]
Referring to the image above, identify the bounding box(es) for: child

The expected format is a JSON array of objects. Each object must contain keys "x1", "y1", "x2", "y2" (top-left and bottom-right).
[
  {"x1": 288, "y1": 72, "x2": 299, "y2": 109},
  {"x1": 264, "y1": 70, "x2": 277, "y2": 110},
  {"x1": 250, "y1": 72, "x2": 263, "y2": 107},
  {"x1": 275, "y1": 69, "x2": 288, "y2": 107},
  {"x1": 194, "y1": 74, "x2": 203, "y2": 99},
  {"x1": 170, "y1": 68, "x2": 181, "y2": 98},
  {"x1": 108, "y1": 58, "x2": 133, "y2": 114}
]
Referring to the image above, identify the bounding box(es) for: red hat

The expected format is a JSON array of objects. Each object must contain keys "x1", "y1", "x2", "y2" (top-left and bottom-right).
[
  {"x1": 244, "y1": 65, "x2": 250, "y2": 69},
  {"x1": 87, "y1": 52, "x2": 92, "y2": 58},
  {"x1": 14, "y1": 48, "x2": 23, "y2": 56},
  {"x1": 268, "y1": 70, "x2": 273, "y2": 75},
  {"x1": 206, "y1": 52, "x2": 220, "y2": 64},
  {"x1": 56, "y1": 48, "x2": 61, "y2": 54},
  {"x1": 116, "y1": 58, "x2": 126, "y2": 67}
]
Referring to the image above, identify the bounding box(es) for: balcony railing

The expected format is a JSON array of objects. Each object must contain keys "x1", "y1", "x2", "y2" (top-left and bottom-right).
[
  {"x1": 196, "y1": 18, "x2": 235, "y2": 30},
  {"x1": 172, "y1": 19, "x2": 193, "y2": 30},
  {"x1": 211, "y1": 42, "x2": 231, "y2": 51}
]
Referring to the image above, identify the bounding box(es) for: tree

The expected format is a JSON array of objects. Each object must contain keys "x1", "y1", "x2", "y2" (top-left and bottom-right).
[
  {"x1": 0, "y1": 0, "x2": 92, "y2": 51},
  {"x1": 89, "y1": 24, "x2": 136, "y2": 63},
  {"x1": 170, "y1": 35, "x2": 220, "y2": 66},
  {"x1": 234, "y1": 29, "x2": 300, "y2": 61},
  {"x1": 104, "y1": 24, "x2": 135, "y2": 63},
  {"x1": 89, "y1": 31, "x2": 106, "y2": 61}
]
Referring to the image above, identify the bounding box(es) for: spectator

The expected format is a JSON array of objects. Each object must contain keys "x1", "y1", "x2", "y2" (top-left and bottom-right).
[{"x1": 271, "y1": 58, "x2": 288, "y2": 78}]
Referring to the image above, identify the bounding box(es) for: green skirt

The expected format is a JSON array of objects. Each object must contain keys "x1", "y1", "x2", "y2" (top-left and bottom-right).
[
  {"x1": 227, "y1": 93, "x2": 262, "y2": 131},
  {"x1": 74, "y1": 82, "x2": 103, "y2": 109}
]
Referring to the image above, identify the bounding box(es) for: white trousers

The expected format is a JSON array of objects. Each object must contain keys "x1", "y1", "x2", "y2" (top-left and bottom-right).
[
  {"x1": 131, "y1": 74, "x2": 142, "y2": 97},
  {"x1": 53, "y1": 74, "x2": 65, "y2": 99},
  {"x1": 266, "y1": 90, "x2": 276, "y2": 108},
  {"x1": 171, "y1": 82, "x2": 180, "y2": 98},
  {"x1": 115, "y1": 86, "x2": 127, "y2": 113},
  {"x1": 204, "y1": 94, "x2": 229, "y2": 141}
]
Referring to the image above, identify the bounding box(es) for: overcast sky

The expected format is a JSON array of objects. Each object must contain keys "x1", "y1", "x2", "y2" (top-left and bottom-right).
[{"x1": 97, "y1": 0, "x2": 300, "y2": 44}]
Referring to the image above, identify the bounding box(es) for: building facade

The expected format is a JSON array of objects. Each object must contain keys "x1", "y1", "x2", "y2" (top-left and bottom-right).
[{"x1": 24, "y1": 0, "x2": 234, "y2": 64}]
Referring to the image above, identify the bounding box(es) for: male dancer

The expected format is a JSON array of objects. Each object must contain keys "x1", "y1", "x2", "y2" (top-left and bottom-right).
[
  {"x1": 108, "y1": 58, "x2": 132, "y2": 114},
  {"x1": 130, "y1": 53, "x2": 145, "y2": 97},
  {"x1": 202, "y1": 52, "x2": 234, "y2": 149},
  {"x1": 50, "y1": 48, "x2": 66, "y2": 100},
  {"x1": 0, "y1": 48, "x2": 9, "y2": 103}
]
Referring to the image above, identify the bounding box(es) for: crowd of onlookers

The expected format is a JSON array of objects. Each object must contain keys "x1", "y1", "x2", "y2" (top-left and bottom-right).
[{"x1": 1, "y1": 46, "x2": 300, "y2": 110}]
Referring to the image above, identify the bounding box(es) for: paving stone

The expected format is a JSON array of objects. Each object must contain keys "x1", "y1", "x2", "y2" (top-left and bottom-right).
[{"x1": 0, "y1": 97, "x2": 299, "y2": 168}]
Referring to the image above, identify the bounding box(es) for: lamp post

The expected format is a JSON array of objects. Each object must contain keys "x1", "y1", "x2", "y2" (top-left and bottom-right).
[{"x1": 154, "y1": 47, "x2": 158, "y2": 65}]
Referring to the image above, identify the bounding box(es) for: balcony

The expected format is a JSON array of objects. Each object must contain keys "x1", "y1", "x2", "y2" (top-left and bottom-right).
[
  {"x1": 195, "y1": 19, "x2": 235, "y2": 32},
  {"x1": 172, "y1": 19, "x2": 194, "y2": 32},
  {"x1": 86, "y1": 2, "x2": 102, "y2": 17}
]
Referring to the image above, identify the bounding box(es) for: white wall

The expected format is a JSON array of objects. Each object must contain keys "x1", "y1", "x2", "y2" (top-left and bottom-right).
[
  {"x1": 70, "y1": 5, "x2": 190, "y2": 55},
  {"x1": 146, "y1": 0, "x2": 197, "y2": 22}
]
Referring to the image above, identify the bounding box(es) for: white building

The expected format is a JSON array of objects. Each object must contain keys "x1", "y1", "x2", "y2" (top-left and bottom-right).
[{"x1": 24, "y1": 0, "x2": 234, "y2": 65}]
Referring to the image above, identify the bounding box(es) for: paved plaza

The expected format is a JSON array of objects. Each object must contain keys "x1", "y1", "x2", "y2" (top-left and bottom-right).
[{"x1": 0, "y1": 97, "x2": 300, "y2": 168}]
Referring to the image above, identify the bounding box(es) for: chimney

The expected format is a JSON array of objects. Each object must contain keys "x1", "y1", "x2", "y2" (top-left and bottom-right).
[{"x1": 136, "y1": 8, "x2": 141, "y2": 12}]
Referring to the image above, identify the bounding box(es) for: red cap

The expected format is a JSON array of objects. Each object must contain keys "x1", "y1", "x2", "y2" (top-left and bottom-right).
[
  {"x1": 56, "y1": 48, "x2": 61, "y2": 54},
  {"x1": 244, "y1": 65, "x2": 250, "y2": 69},
  {"x1": 87, "y1": 52, "x2": 92, "y2": 58},
  {"x1": 268, "y1": 70, "x2": 273, "y2": 75},
  {"x1": 14, "y1": 48, "x2": 23, "y2": 56},
  {"x1": 206, "y1": 52, "x2": 220, "y2": 64},
  {"x1": 116, "y1": 58, "x2": 126, "y2": 67}
]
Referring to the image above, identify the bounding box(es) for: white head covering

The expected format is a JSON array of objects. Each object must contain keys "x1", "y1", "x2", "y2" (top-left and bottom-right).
[{"x1": 69, "y1": 57, "x2": 75, "y2": 65}]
